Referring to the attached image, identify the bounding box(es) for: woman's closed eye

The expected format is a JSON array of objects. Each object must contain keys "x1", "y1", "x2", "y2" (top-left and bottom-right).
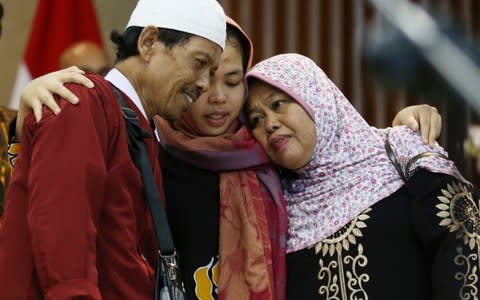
[
  {"x1": 226, "y1": 79, "x2": 242, "y2": 87},
  {"x1": 225, "y1": 72, "x2": 243, "y2": 87}
]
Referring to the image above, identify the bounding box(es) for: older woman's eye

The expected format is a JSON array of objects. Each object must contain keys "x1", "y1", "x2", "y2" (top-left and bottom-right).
[
  {"x1": 271, "y1": 100, "x2": 286, "y2": 110},
  {"x1": 249, "y1": 115, "x2": 264, "y2": 128}
]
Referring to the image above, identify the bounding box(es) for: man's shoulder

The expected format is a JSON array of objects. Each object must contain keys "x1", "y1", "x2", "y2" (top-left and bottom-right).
[
  {"x1": 64, "y1": 73, "x2": 114, "y2": 99},
  {"x1": 60, "y1": 74, "x2": 120, "y2": 114},
  {"x1": 21, "y1": 73, "x2": 126, "y2": 149},
  {"x1": 24, "y1": 74, "x2": 122, "y2": 130}
]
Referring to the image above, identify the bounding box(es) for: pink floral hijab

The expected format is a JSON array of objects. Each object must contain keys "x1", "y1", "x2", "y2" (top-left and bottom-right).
[{"x1": 246, "y1": 53, "x2": 469, "y2": 253}]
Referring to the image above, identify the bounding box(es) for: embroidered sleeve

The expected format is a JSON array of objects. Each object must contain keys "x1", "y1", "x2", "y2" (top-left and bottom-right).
[{"x1": 407, "y1": 170, "x2": 480, "y2": 298}]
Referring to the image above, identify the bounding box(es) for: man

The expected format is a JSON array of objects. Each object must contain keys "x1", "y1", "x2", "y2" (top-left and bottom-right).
[
  {"x1": 0, "y1": 0, "x2": 226, "y2": 299},
  {"x1": 59, "y1": 41, "x2": 111, "y2": 75}
]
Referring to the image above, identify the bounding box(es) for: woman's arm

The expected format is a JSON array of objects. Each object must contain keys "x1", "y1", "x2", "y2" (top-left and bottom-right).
[{"x1": 16, "y1": 71, "x2": 443, "y2": 148}]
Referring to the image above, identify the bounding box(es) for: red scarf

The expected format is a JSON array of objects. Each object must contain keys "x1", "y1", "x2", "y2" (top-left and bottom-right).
[{"x1": 154, "y1": 113, "x2": 287, "y2": 300}]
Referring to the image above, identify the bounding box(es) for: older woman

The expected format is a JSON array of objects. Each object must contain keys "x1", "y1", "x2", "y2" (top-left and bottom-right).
[{"x1": 245, "y1": 53, "x2": 478, "y2": 299}]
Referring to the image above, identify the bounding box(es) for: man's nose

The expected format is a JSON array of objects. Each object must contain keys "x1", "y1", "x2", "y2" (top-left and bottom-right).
[{"x1": 196, "y1": 69, "x2": 210, "y2": 93}]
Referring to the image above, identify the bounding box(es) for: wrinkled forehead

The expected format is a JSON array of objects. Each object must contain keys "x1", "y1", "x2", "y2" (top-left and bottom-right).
[{"x1": 185, "y1": 35, "x2": 223, "y2": 66}]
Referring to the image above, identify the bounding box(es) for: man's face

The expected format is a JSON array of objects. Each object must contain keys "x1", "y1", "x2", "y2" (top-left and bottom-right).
[{"x1": 139, "y1": 35, "x2": 222, "y2": 121}]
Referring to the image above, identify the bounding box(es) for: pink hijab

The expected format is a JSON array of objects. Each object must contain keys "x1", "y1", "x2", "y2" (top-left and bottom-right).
[{"x1": 246, "y1": 53, "x2": 469, "y2": 253}]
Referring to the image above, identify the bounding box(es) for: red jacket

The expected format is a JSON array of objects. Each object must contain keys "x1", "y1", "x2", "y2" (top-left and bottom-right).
[{"x1": 0, "y1": 75, "x2": 162, "y2": 300}]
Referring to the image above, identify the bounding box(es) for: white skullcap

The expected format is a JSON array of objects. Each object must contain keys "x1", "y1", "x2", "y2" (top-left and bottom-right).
[{"x1": 126, "y1": 0, "x2": 226, "y2": 50}]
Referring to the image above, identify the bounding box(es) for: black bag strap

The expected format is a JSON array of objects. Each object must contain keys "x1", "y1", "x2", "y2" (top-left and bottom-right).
[{"x1": 110, "y1": 85, "x2": 175, "y2": 255}]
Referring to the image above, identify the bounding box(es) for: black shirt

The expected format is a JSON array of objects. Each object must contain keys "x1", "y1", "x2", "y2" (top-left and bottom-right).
[
  {"x1": 159, "y1": 148, "x2": 220, "y2": 299},
  {"x1": 286, "y1": 170, "x2": 480, "y2": 299}
]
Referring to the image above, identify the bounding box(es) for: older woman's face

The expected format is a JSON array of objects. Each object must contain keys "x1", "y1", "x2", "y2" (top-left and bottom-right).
[{"x1": 247, "y1": 80, "x2": 317, "y2": 170}]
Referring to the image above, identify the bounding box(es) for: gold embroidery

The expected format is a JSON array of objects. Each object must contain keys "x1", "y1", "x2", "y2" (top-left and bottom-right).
[
  {"x1": 453, "y1": 248, "x2": 479, "y2": 299},
  {"x1": 436, "y1": 182, "x2": 480, "y2": 299},
  {"x1": 314, "y1": 208, "x2": 371, "y2": 299}
]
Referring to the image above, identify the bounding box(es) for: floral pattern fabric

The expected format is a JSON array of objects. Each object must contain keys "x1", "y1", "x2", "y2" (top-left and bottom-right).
[{"x1": 246, "y1": 53, "x2": 469, "y2": 253}]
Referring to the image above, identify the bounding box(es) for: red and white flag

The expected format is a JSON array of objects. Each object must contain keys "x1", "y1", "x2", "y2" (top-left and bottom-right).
[{"x1": 9, "y1": 0, "x2": 103, "y2": 109}]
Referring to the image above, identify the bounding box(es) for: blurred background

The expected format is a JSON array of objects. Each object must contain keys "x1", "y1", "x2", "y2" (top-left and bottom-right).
[{"x1": 0, "y1": 0, "x2": 479, "y2": 180}]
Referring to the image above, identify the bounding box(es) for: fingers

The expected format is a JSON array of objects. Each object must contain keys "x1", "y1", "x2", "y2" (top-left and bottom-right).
[
  {"x1": 391, "y1": 114, "x2": 402, "y2": 127},
  {"x1": 19, "y1": 67, "x2": 92, "y2": 118},
  {"x1": 37, "y1": 87, "x2": 61, "y2": 114},
  {"x1": 417, "y1": 105, "x2": 432, "y2": 145},
  {"x1": 392, "y1": 109, "x2": 419, "y2": 130},
  {"x1": 392, "y1": 108, "x2": 419, "y2": 129},
  {"x1": 15, "y1": 105, "x2": 29, "y2": 140},
  {"x1": 60, "y1": 70, "x2": 94, "y2": 89},
  {"x1": 393, "y1": 104, "x2": 442, "y2": 147},
  {"x1": 64, "y1": 66, "x2": 85, "y2": 74},
  {"x1": 31, "y1": 100, "x2": 43, "y2": 122},
  {"x1": 403, "y1": 116, "x2": 419, "y2": 131},
  {"x1": 427, "y1": 109, "x2": 442, "y2": 147},
  {"x1": 49, "y1": 85, "x2": 80, "y2": 105},
  {"x1": 53, "y1": 66, "x2": 94, "y2": 89},
  {"x1": 414, "y1": 105, "x2": 442, "y2": 147}
]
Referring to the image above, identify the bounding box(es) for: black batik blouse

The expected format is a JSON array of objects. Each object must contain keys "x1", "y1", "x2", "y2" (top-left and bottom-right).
[{"x1": 287, "y1": 170, "x2": 480, "y2": 300}]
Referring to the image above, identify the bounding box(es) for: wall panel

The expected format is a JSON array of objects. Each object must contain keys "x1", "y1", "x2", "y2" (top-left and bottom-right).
[{"x1": 219, "y1": 0, "x2": 479, "y2": 176}]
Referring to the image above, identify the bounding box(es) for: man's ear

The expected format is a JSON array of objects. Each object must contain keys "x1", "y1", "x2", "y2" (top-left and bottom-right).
[{"x1": 137, "y1": 25, "x2": 160, "y2": 62}]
